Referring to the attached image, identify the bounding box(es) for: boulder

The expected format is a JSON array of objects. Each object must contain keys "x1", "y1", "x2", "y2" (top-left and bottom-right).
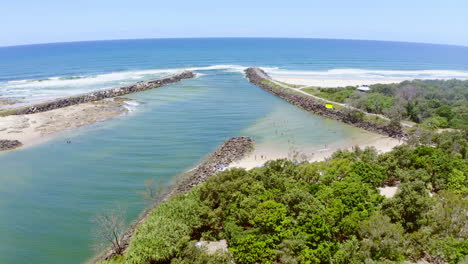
[{"x1": 0, "y1": 139, "x2": 22, "y2": 151}]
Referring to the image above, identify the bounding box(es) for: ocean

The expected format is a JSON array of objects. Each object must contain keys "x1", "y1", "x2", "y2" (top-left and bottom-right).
[{"x1": 0, "y1": 38, "x2": 467, "y2": 264}]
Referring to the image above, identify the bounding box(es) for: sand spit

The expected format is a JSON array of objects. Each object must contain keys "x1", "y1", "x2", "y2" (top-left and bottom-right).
[
  {"x1": 0, "y1": 98, "x2": 129, "y2": 150},
  {"x1": 0, "y1": 71, "x2": 195, "y2": 151}
]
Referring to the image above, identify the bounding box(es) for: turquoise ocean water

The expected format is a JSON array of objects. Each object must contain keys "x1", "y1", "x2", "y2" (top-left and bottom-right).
[{"x1": 0, "y1": 39, "x2": 467, "y2": 264}]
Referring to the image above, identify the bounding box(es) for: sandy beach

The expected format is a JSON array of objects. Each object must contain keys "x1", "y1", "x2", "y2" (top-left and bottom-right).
[
  {"x1": 272, "y1": 75, "x2": 403, "y2": 87},
  {"x1": 231, "y1": 136, "x2": 402, "y2": 198},
  {"x1": 230, "y1": 133, "x2": 403, "y2": 170},
  {"x1": 0, "y1": 98, "x2": 129, "y2": 149}
]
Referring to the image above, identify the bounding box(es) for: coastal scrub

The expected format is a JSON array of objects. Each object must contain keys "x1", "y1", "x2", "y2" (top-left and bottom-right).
[{"x1": 101, "y1": 131, "x2": 467, "y2": 264}]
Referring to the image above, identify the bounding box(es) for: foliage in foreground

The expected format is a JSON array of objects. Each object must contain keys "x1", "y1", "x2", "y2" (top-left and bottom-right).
[{"x1": 103, "y1": 131, "x2": 467, "y2": 264}]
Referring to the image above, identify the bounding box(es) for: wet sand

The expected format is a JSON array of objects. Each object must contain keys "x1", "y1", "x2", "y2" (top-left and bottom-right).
[{"x1": 0, "y1": 98, "x2": 129, "y2": 149}]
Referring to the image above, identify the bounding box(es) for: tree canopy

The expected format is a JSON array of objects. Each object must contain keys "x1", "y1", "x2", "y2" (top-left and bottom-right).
[{"x1": 103, "y1": 131, "x2": 467, "y2": 264}]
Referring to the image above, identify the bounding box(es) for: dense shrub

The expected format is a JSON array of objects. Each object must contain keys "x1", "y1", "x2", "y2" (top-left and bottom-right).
[
  {"x1": 304, "y1": 79, "x2": 467, "y2": 129},
  {"x1": 315, "y1": 87, "x2": 356, "y2": 103},
  {"x1": 103, "y1": 131, "x2": 467, "y2": 264},
  {"x1": 345, "y1": 79, "x2": 468, "y2": 128},
  {"x1": 125, "y1": 189, "x2": 203, "y2": 264}
]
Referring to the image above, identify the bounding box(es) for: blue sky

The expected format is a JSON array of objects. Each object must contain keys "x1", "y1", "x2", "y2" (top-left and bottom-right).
[{"x1": 1, "y1": 0, "x2": 467, "y2": 47}]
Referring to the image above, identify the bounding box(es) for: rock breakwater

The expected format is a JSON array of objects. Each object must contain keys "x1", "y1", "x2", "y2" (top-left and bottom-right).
[
  {"x1": 0, "y1": 139, "x2": 22, "y2": 150},
  {"x1": 170, "y1": 136, "x2": 255, "y2": 195},
  {"x1": 245, "y1": 67, "x2": 406, "y2": 138},
  {"x1": 2, "y1": 71, "x2": 195, "y2": 116}
]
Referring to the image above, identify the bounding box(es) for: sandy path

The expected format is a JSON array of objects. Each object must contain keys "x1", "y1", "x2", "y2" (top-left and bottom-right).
[{"x1": 378, "y1": 186, "x2": 399, "y2": 198}]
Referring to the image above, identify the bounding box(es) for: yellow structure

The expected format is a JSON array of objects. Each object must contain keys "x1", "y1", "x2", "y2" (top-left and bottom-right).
[{"x1": 325, "y1": 103, "x2": 333, "y2": 109}]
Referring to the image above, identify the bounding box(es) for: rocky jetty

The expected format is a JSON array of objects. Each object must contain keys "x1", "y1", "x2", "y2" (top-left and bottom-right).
[
  {"x1": 245, "y1": 67, "x2": 406, "y2": 139},
  {"x1": 94, "y1": 136, "x2": 255, "y2": 263},
  {"x1": 170, "y1": 136, "x2": 255, "y2": 195},
  {"x1": 3, "y1": 71, "x2": 195, "y2": 116},
  {"x1": 0, "y1": 139, "x2": 22, "y2": 150}
]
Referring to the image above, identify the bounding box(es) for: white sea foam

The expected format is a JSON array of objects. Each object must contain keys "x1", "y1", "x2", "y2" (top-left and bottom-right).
[
  {"x1": 185, "y1": 64, "x2": 279, "y2": 73},
  {"x1": 194, "y1": 73, "x2": 206, "y2": 78},
  {"x1": 123, "y1": 100, "x2": 140, "y2": 112},
  {"x1": 0, "y1": 65, "x2": 259, "y2": 104},
  {"x1": 4, "y1": 71, "x2": 168, "y2": 88},
  {"x1": 266, "y1": 68, "x2": 468, "y2": 80},
  {"x1": 187, "y1": 64, "x2": 246, "y2": 72},
  {"x1": 1, "y1": 65, "x2": 249, "y2": 90},
  {"x1": 2, "y1": 65, "x2": 467, "y2": 105}
]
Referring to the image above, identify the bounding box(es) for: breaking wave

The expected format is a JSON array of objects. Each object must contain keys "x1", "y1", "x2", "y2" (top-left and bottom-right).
[
  {"x1": 265, "y1": 68, "x2": 468, "y2": 80},
  {"x1": 2, "y1": 65, "x2": 467, "y2": 105}
]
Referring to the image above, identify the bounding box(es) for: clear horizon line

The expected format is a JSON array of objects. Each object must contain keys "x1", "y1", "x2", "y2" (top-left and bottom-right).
[{"x1": 1, "y1": 36, "x2": 467, "y2": 49}]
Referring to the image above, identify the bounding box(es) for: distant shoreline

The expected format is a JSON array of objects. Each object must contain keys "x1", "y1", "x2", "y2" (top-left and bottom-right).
[{"x1": 272, "y1": 75, "x2": 403, "y2": 87}]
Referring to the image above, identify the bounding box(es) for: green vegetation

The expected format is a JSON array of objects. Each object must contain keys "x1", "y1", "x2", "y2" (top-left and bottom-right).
[
  {"x1": 303, "y1": 80, "x2": 468, "y2": 129},
  {"x1": 262, "y1": 79, "x2": 287, "y2": 90},
  {"x1": 0, "y1": 108, "x2": 18, "y2": 117},
  {"x1": 261, "y1": 80, "x2": 340, "y2": 106},
  {"x1": 275, "y1": 80, "x2": 305, "y2": 89},
  {"x1": 302, "y1": 87, "x2": 356, "y2": 103},
  {"x1": 102, "y1": 131, "x2": 467, "y2": 264}
]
